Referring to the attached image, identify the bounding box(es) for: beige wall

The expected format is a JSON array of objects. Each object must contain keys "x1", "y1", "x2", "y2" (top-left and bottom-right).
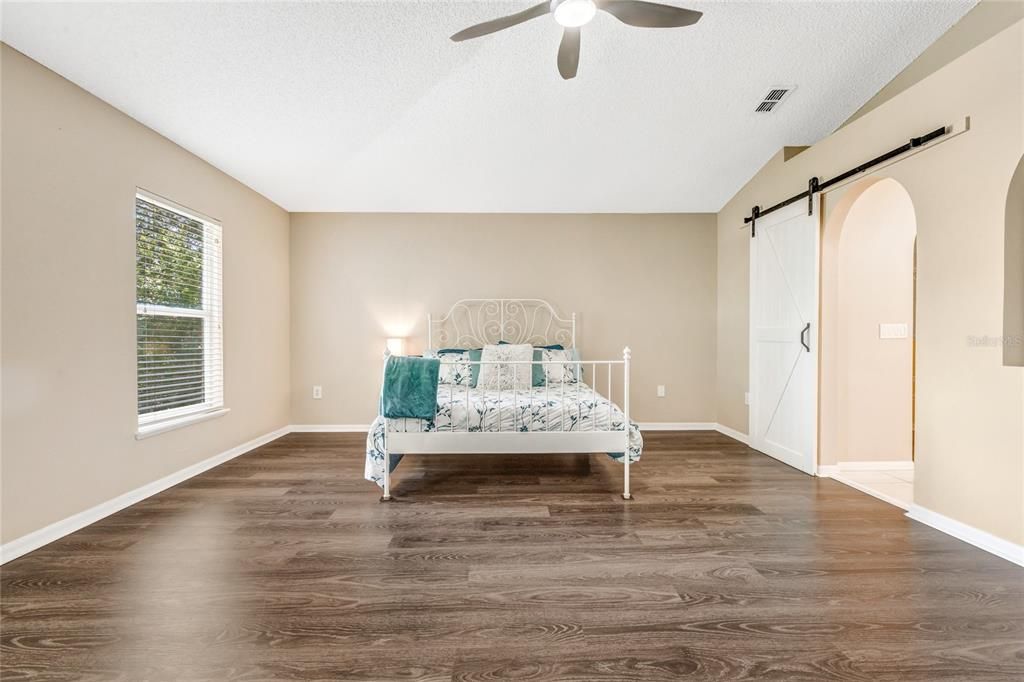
[
  {"x1": 825, "y1": 179, "x2": 917, "y2": 465},
  {"x1": 0, "y1": 45, "x2": 291, "y2": 544},
  {"x1": 717, "y1": 20, "x2": 1024, "y2": 543},
  {"x1": 290, "y1": 213, "x2": 717, "y2": 426}
]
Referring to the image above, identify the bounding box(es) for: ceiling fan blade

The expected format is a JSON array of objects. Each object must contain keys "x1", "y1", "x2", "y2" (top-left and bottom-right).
[
  {"x1": 557, "y1": 27, "x2": 581, "y2": 80},
  {"x1": 598, "y1": 0, "x2": 702, "y2": 28},
  {"x1": 450, "y1": 2, "x2": 551, "y2": 42}
]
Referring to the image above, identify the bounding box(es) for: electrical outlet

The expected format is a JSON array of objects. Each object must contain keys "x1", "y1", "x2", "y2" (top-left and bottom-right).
[
  {"x1": 744, "y1": 392, "x2": 751, "y2": 405},
  {"x1": 656, "y1": 385, "x2": 666, "y2": 398},
  {"x1": 312, "y1": 385, "x2": 323, "y2": 400}
]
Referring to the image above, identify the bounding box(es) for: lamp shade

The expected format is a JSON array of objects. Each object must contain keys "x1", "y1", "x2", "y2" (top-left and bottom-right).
[{"x1": 386, "y1": 337, "x2": 406, "y2": 356}]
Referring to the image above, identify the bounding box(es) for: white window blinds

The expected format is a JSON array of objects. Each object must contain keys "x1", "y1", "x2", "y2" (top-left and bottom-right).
[{"x1": 136, "y1": 191, "x2": 223, "y2": 430}]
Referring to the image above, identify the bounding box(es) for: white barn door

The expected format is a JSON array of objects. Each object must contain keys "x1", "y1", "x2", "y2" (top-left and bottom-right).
[{"x1": 749, "y1": 199, "x2": 819, "y2": 475}]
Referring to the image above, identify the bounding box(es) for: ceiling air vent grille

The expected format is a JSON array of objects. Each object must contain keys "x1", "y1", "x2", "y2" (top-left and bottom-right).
[{"x1": 755, "y1": 86, "x2": 793, "y2": 113}]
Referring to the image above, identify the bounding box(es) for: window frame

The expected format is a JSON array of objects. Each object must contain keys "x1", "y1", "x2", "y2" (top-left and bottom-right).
[{"x1": 135, "y1": 189, "x2": 225, "y2": 436}]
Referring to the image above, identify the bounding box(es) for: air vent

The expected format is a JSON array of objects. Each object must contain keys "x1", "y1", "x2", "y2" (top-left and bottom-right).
[{"x1": 755, "y1": 86, "x2": 794, "y2": 113}]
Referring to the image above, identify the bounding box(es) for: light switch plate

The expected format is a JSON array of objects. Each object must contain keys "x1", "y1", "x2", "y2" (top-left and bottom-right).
[
  {"x1": 879, "y1": 323, "x2": 909, "y2": 339},
  {"x1": 656, "y1": 385, "x2": 666, "y2": 398}
]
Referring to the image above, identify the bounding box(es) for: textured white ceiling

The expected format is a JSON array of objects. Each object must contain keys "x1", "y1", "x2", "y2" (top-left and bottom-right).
[{"x1": 2, "y1": 1, "x2": 974, "y2": 212}]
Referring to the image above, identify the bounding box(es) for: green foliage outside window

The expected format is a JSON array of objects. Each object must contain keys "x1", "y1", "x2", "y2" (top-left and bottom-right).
[
  {"x1": 136, "y1": 197, "x2": 204, "y2": 308},
  {"x1": 136, "y1": 197, "x2": 208, "y2": 415}
]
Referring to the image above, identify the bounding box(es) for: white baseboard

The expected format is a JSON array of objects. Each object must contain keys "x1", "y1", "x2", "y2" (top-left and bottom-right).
[
  {"x1": 817, "y1": 464, "x2": 839, "y2": 477},
  {"x1": 819, "y1": 469, "x2": 1023, "y2": 567},
  {"x1": 0, "y1": 425, "x2": 291, "y2": 565},
  {"x1": 634, "y1": 421, "x2": 750, "y2": 446},
  {"x1": 826, "y1": 472, "x2": 912, "y2": 511},
  {"x1": 713, "y1": 423, "x2": 750, "y2": 445},
  {"x1": 0, "y1": 419, "x2": 748, "y2": 563},
  {"x1": 836, "y1": 460, "x2": 914, "y2": 472},
  {"x1": 638, "y1": 422, "x2": 717, "y2": 431},
  {"x1": 289, "y1": 424, "x2": 370, "y2": 433},
  {"x1": 906, "y1": 504, "x2": 1024, "y2": 567},
  {"x1": 6, "y1": 422, "x2": 1019, "y2": 572}
]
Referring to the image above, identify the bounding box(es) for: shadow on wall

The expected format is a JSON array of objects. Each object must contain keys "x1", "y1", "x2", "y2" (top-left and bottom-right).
[
  {"x1": 1005, "y1": 155, "x2": 1024, "y2": 367},
  {"x1": 820, "y1": 177, "x2": 917, "y2": 465}
]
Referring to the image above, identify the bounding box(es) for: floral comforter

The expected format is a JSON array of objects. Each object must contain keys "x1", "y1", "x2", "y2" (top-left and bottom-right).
[{"x1": 364, "y1": 382, "x2": 643, "y2": 487}]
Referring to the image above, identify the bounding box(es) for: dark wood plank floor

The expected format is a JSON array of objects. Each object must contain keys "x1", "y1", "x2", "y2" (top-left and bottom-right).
[{"x1": 3, "y1": 432, "x2": 1023, "y2": 681}]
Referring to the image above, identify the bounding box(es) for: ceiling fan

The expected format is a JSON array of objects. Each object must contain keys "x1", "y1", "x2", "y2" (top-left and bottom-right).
[{"x1": 450, "y1": 0, "x2": 703, "y2": 80}]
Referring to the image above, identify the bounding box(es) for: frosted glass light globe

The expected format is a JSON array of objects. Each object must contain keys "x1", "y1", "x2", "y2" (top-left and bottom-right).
[{"x1": 553, "y1": 0, "x2": 597, "y2": 28}]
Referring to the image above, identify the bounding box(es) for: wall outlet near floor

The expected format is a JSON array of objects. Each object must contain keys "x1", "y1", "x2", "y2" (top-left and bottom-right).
[
  {"x1": 744, "y1": 392, "x2": 751, "y2": 405},
  {"x1": 656, "y1": 385, "x2": 666, "y2": 398},
  {"x1": 312, "y1": 385, "x2": 323, "y2": 400}
]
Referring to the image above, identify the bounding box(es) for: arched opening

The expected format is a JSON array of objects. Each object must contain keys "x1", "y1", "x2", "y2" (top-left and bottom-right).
[
  {"x1": 1005, "y1": 154, "x2": 1024, "y2": 367},
  {"x1": 820, "y1": 177, "x2": 917, "y2": 508}
]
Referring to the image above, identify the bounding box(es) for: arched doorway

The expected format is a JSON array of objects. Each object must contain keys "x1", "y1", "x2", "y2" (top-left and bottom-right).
[
  {"x1": 820, "y1": 178, "x2": 917, "y2": 508},
  {"x1": 1005, "y1": 154, "x2": 1024, "y2": 367}
]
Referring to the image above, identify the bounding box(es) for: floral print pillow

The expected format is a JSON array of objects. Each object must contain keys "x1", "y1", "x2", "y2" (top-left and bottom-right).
[
  {"x1": 434, "y1": 350, "x2": 474, "y2": 386},
  {"x1": 541, "y1": 348, "x2": 579, "y2": 385},
  {"x1": 477, "y1": 344, "x2": 533, "y2": 390}
]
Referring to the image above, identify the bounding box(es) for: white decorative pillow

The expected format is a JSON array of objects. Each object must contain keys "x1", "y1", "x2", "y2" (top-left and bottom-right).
[
  {"x1": 542, "y1": 348, "x2": 579, "y2": 385},
  {"x1": 434, "y1": 351, "x2": 473, "y2": 386},
  {"x1": 477, "y1": 344, "x2": 533, "y2": 390}
]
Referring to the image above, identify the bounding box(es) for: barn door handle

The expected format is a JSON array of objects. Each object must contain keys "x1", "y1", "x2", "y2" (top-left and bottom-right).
[{"x1": 800, "y1": 323, "x2": 811, "y2": 352}]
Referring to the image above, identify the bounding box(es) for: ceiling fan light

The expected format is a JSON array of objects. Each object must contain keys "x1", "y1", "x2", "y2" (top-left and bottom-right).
[{"x1": 553, "y1": 0, "x2": 597, "y2": 28}]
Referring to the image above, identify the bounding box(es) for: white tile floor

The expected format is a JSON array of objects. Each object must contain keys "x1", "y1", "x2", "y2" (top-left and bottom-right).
[{"x1": 832, "y1": 467, "x2": 913, "y2": 510}]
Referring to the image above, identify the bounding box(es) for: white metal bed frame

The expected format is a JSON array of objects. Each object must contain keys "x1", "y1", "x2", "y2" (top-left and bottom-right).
[{"x1": 380, "y1": 299, "x2": 632, "y2": 501}]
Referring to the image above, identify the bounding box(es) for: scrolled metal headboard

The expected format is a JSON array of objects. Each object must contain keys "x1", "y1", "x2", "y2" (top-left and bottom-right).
[{"x1": 428, "y1": 299, "x2": 576, "y2": 349}]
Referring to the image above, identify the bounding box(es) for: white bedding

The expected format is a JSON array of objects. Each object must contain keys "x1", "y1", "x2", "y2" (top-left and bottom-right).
[{"x1": 364, "y1": 382, "x2": 643, "y2": 487}]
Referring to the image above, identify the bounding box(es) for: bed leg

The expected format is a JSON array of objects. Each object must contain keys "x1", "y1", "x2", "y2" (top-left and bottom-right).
[
  {"x1": 381, "y1": 461, "x2": 392, "y2": 502},
  {"x1": 381, "y1": 454, "x2": 392, "y2": 502},
  {"x1": 622, "y1": 455, "x2": 631, "y2": 500},
  {"x1": 381, "y1": 430, "x2": 392, "y2": 502},
  {"x1": 622, "y1": 346, "x2": 632, "y2": 501}
]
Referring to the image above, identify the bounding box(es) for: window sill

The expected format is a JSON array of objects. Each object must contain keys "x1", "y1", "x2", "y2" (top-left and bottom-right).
[{"x1": 136, "y1": 407, "x2": 230, "y2": 440}]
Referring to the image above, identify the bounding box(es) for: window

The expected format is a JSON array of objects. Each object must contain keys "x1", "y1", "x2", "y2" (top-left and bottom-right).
[{"x1": 135, "y1": 191, "x2": 223, "y2": 434}]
